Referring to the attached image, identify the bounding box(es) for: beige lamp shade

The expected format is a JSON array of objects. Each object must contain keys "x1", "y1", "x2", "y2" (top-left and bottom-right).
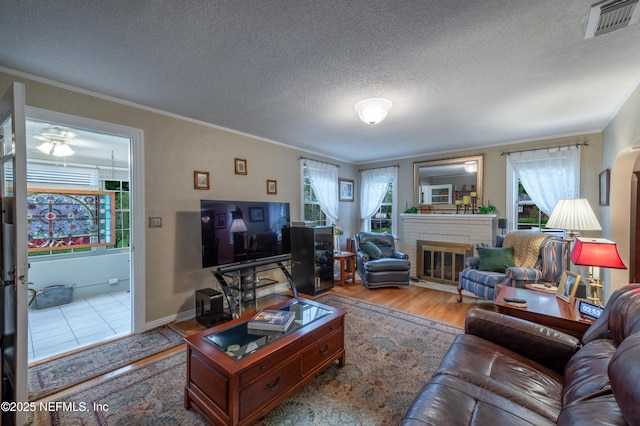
[{"x1": 546, "y1": 199, "x2": 602, "y2": 231}]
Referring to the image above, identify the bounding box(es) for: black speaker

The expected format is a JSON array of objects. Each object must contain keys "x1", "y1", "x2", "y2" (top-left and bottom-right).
[
  {"x1": 498, "y1": 218, "x2": 507, "y2": 234},
  {"x1": 195, "y1": 288, "x2": 224, "y2": 327}
]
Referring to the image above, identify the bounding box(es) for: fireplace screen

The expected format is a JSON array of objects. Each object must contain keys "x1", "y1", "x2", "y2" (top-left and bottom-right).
[{"x1": 417, "y1": 240, "x2": 474, "y2": 285}]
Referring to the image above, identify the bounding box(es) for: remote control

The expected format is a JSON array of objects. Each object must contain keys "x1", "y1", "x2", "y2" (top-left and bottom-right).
[{"x1": 504, "y1": 297, "x2": 527, "y2": 303}]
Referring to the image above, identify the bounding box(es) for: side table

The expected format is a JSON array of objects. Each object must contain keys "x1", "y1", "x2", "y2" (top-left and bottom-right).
[
  {"x1": 334, "y1": 251, "x2": 356, "y2": 286},
  {"x1": 495, "y1": 286, "x2": 594, "y2": 339}
]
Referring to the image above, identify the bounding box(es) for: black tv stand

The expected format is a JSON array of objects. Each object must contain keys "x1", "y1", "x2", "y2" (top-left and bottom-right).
[{"x1": 212, "y1": 254, "x2": 297, "y2": 319}]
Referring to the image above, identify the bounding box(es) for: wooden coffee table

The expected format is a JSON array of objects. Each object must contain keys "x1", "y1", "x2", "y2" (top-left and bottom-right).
[
  {"x1": 494, "y1": 286, "x2": 594, "y2": 339},
  {"x1": 184, "y1": 297, "x2": 346, "y2": 426}
]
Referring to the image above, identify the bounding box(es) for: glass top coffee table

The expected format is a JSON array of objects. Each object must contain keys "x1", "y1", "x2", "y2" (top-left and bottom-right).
[
  {"x1": 184, "y1": 297, "x2": 346, "y2": 426},
  {"x1": 203, "y1": 299, "x2": 334, "y2": 360}
]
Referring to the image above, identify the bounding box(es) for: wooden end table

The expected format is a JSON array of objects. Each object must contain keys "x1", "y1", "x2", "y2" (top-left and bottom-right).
[
  {"x1": 494, "y1": 286, "x2": 594, "y2": 339},
  {"x1": 333, "y1": 251, "x2": 356, "y2": 286},
  {"x1": 184, "y1": 297, "x2": 346, "y2": 426}
]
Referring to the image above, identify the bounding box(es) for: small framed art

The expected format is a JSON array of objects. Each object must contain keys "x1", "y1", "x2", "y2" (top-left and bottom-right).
[
  {"x1": 556, "y1": 270, "x2": 581, "y2": 303},
  {"x1": 194, "y1": 171, "x2": 210, "y2": 190},
  {"x1": 249, "y1": 207, "x2": 264, "y2": 222},
  {"x1": 599, "y1": 169, "x2": 610, "y2": 206},
  {"x1": 339, "y1": 178, "x2": 354, "y2": 202},
  {"x1": 216, "y1": 213, "x2": 226, "y2": 229},
  {"x1": 267, "y1": 180, "x2": 277, "y2": 195},
  {"x1": 235, "y1": 158, "x2": 247, "y2": 175}
]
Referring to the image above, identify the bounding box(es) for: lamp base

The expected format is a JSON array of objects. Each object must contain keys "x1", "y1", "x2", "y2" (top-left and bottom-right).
[{"x1": 588, "y1": 279, "x2": 603, "y2": 307}]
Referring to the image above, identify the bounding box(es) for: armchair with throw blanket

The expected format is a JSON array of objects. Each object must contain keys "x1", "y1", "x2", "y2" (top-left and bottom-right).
[
  {"x1": 458, "y1": 231, "x2": 567, "y2": 302},
  {"x1": 354, "y1": 232, "x2": 411, "y2": 288}
]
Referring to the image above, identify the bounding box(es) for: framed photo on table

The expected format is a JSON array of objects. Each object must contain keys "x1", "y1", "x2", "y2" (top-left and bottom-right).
[{"x1": 557, "y1": 270, "x2": 581, "y2": 303}]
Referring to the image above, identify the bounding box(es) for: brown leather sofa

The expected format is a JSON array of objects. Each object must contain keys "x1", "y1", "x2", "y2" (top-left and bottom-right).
[{"x1": 401, "y1": 284, "x2": 640, "y2": 425}]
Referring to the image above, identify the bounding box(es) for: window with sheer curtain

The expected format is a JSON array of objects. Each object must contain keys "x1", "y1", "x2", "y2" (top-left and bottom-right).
[
  {"x1": 300, "y1": 159, "x2": 339, "y2": 225},
  {"x1": 360, "y1": 166, "x2": 397, "y2": 234},
  {"x1": 506, "y1": 146, "x2": 581, "y2": 231}
]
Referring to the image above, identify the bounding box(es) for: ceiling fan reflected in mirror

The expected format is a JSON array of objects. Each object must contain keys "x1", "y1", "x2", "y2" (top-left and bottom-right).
[{"x1": 34, "y1": 126, "x2": 75, "y2": 157}]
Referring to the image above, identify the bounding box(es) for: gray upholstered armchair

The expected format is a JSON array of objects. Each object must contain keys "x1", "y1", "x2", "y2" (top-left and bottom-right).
[{"x1": 354, "y1": 232, "x2": 411, "y2": 288}]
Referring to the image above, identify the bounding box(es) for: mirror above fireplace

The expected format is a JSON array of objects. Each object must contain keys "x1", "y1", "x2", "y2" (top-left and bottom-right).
[{"x1": 413, "y1": 155, "x2": 484, "y2": 212}]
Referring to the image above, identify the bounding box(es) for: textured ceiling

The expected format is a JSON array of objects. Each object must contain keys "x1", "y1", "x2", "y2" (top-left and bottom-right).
[{"x1": 1, "y1": 0, "x2": 640, "y2": 164}]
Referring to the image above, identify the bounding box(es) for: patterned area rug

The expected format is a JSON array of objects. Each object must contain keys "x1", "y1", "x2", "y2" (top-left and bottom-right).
[
  {"x1": 28, "y1": 326, "x2": 185, "y2": 401},
  {"x1": 32, "y1": 294, "x2": 461, "y2": 425}
]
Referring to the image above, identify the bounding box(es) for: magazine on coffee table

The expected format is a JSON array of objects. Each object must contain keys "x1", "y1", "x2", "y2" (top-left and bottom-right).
[{"x1": 247, "y1": 309, "x2": 295, "y2": 332}]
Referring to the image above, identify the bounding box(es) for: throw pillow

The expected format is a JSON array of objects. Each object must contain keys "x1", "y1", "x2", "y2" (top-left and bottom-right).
[
  {"x1": 359, "y1": 241, "x2": 383, "y2": 259},
  {"x1": 478, "y1": 247, "x2": 515, "y2": 273}
]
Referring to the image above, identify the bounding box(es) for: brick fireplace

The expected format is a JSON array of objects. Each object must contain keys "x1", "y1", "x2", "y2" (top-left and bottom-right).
[
  {"x1": 401, "y1": 214, "x2": 497, "y2": 280},
  {"x1": 416, "y1": 240, "x2": 474, "y2": 285}
]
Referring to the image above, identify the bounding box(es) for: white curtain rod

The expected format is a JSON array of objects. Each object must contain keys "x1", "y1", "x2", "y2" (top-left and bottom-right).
[
  {"x1": 501, "y1": 141, "x2": 588, "y2": 156},
  {"x1": 358, "y1": 164, "x2": 399, "y2": 172},
  {"x1": 299, "y1": 156, "x2": 340, "y2": 168}
]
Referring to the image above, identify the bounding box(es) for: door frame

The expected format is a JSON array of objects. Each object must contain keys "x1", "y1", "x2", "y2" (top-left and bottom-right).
[
  {"x1": 1, "y1": 81, "x2": 28, "y2": 426},
  {"x1": 27, "y1": 107, "x2": 146, "y2": 333}
]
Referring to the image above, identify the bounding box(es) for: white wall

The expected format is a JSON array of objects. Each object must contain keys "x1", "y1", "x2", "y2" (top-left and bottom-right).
[
  {"x1": 5, "y1": 68, "x2": 636, "y2": 320},
  {"x1": 29, "y1": 252, "x2": 130, "y2": 299},
  {"x1": 0, "y1": 70, "x2": 358, "y2": 324},
  {"x1": 602, "y1": 81, "x2": 640, "y2": 293}
]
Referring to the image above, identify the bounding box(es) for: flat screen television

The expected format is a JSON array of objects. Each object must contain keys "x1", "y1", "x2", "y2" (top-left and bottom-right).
[{"x1": 200, "y1": 199, "x2": 291, "y2": 269}]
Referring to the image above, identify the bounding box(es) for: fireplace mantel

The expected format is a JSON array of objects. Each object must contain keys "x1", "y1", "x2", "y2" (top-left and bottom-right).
[
  {"x1": 400, "y1": 213, "x2": 497, "y2": 220},
  {"x1": 401, "y1": 214, "x2": 497, "y2": 278}
]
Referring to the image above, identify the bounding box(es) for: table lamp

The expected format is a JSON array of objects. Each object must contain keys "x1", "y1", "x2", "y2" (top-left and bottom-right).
[
  {"x1": 545, "y1": 199, "x2": 602, "y2": 270},
  {"x1": 570, "y1": 237, "x2": 626, "y2": 306},
  {"x1": 230, "y1": 209, "x2": 248, "y2": 259}
]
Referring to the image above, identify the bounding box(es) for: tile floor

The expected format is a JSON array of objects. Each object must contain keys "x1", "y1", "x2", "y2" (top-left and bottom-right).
[{"x1": 28, "y1": 290, "x2": 131, "y2": 363}]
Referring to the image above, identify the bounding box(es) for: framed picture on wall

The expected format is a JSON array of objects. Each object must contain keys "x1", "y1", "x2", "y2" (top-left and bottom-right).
[
  {"x1": 249, "y1": 207, "x2": 264, "y2": 222},
  {"x1": 194, "y1": 171, "x2": 210, "y2": 190},
  {"x1": 267, "y1": 179, "x2": 277, "y2": 194},
  {"x1": 216, "y1": 213, "x2": 226, "y2": 229},
  {"x1": 339, "y1": 178, "x2": 354, "y2": 202},
  {"x1": 599, "y1": 169, "x2": 610, "y2": 206},
  {"x1": 235, "y1": 158, "x2": 247, "y2": 175}
]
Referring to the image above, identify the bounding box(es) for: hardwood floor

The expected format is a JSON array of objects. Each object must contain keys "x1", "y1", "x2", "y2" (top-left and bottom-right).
[{"x1": 35, "y1": 280, "x2": 495, "y2": 404}]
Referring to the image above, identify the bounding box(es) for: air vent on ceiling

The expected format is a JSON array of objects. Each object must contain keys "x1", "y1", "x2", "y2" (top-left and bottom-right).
[{"x1": 585, "y1": 0, "x2": 640, "y2": 38}]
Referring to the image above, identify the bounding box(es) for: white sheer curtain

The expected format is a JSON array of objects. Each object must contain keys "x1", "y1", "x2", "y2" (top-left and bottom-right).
[
  {"x1": 302, "y1": 158, "x2": 339, "y2": 224},
  {"x1": 360, "y1": 166, "x2": 396, "y2": 232},
  {"x1": 507, "y1": 146, "x2": 581, "y2": 216}
]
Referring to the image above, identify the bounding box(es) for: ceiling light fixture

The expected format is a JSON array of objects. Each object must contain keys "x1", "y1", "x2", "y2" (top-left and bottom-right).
[
  {"x1": 36, "y1": 140, "x2": 75, "y2": 157},
  {"x1": 34, "y1": 126, "x2": 76, "y2": 157},
  {"x1": 354, "y1": 98, "x2": 392, "y2": 125}
]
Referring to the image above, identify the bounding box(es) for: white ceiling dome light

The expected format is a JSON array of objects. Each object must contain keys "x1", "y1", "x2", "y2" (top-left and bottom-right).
[
  {"x1": 34, "y1": 126, "x2": 76, "y2": 157},
  {"x1": 354, "y1": 98, "x2": 392, "y2": 125}
]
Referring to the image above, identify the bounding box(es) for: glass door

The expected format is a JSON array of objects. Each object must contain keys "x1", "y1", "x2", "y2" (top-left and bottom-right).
[{"x1": 0, "y1": 82, "x2": 29, "y2": 426}]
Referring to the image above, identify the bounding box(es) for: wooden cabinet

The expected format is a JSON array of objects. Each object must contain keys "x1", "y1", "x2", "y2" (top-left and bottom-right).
[
  {"x1": 184, "y1": 298, "x2": 346, "y2": 426},
  {"x1": 290, "y1": 226, "x2": 334, "y2": 295}
]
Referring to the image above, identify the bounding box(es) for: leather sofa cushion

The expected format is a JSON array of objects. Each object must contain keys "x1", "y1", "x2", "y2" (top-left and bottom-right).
[
  {"x1": 400, "y1": 374, "x2": 555, "y2": 426},
  {"x1": 609, "y1": 333, "x2": 640, "y2": 424},
  {"x1": 363, "y1": 258, "x2": 410, "y2": 272},
  {"x1": 433, "y1": 335, "x2": 563, "y2": 422},
  {"x1": 557, "y1": 393, "x2": 626, "y2": 426},
  {"x1": 563, "y1": 339, "x2": 616, "y2": 407}
]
